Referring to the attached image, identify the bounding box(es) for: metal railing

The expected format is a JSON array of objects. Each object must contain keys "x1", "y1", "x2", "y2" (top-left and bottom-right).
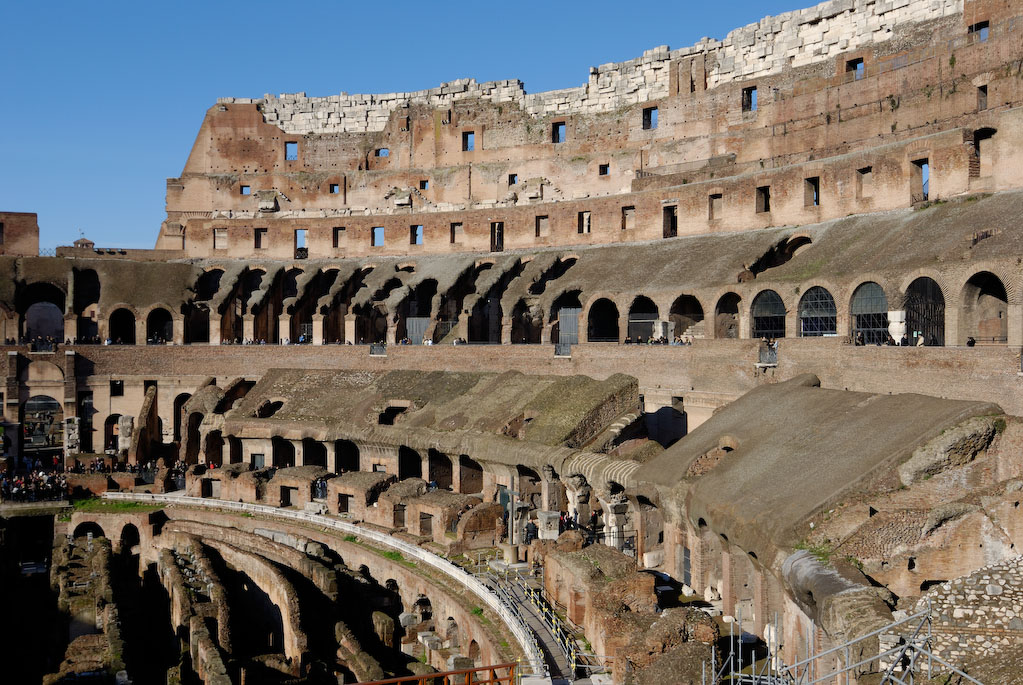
[
  {"x1": 369, "y1": 343, "x2": 387, "y2": 356},
  {"x1": 360, "y1": 663, "x2": 517, "y2": 685},
  {"x1": 553, "y1": 343, "x2": 571, "y2": 357},
  {"x1": 100, "y1": 492, "x2": 546, "y2": 675},
  {"x1": 520, "y1": 581, "x2": 578, "y2": 675}
]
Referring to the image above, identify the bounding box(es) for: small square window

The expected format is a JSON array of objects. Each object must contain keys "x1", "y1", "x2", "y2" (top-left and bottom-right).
[
  {"x1": 462, "y1": 131, "x2": 475, "y2": 151},
  {"x1": 254, "y1": 228, "x2": 267, "y2": 249},
  {"x1": 419, "y1": 180, "x2": 429, "y2": 190},
  {"x1": 110, "y1": 380, "x2": 124, "y2": 397},
  {"x1": 552, "y1": 122, "x2": 566, "y2": 144},
  {"x1": 329, "y1": 183, "x2": 339, "y2": 194},
  {"x1": 968, "y1": 20, "x2": 989, "y2": 43},
  {"x1": 240, "y1": 185, "x2": 251, "y2": 195},
  {"x1": 213, "y1": 227, "x2": 228, "y2": 250},
  {"x1": 846, "y1": 58, "x2": 864, "y2": 81},
  {"x1": 598, "y1": 164, "x2": 610, "y2": 176},
  {"x1": 332, "y1": 227, "x2": 345, "y2": 248},
  {"x1": 756, "y1": 186, "x2": 771, "y2": 213},
  {"x1": 450, "y1": 222, "x2": 462, "y2": 244},
  {"x1": 375, "y1": 148, "x2": 389, "y2": 157},
  {"x1": 508, "y1": 173, "x2": 518, "y2": 186},
  {"x1": 662, "y1": 205, "x2": 677, "y2": 238},
  {"x1": 371, "y1": 227, "x2": 385, "y2": 247},
  {"x1": 804, "y1": 177, "x2": 820, "y2": 207},
  {"x1": 978, "y1": 85, "x2": 988, "y2": 111},
  {"x1": 621, "y1": 206, "x2": 635, "y2": 231},
  {"x1": 642, "y1": 106, "x2": 658, "y2": 130},
  {"x1": 535, "y1": 215, "x2": 549, "y2": 238},
  {"x1": 410, "y1": 225, "x2": 424, "y2": 245},
  {"x1": 285, "y1": 141, "x2": 298, "y2": 160},
  {"x1": 856, "y1": 167, "x2": 873, "y2": 199},
  {"x1": 709, "y1": 193, "x2": 723, "y2": 220},
  {"x1": 742, "y1": 86, "x2": 758, "y2": 112},
  {"x1": 294, "y1": 228, "x2": 307, "y2": 249}
]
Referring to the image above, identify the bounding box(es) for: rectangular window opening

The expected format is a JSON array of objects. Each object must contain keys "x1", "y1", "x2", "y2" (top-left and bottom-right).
[
  {"x1": 535, "y1": 215, "x2": 549, "y2": 238},
  {"x1": 371, "y1": 226, "x2": 385, "y2": 247},
  {"x1": 450, "y1": 222, "x2": 462, "y2": 244},
  {"x1": 804, "y1": 176, "x2": 820, "y2": 207},
  {"x1": 0, "y1": 222, "x2": 5, "y2": 245},
  {"x1": 240, "y1": 185, "x2": 251, "y2": 195},
  {"x1": 577, "y1": 211, "x2": 591, "y2": 234},
  {"x1": 329, "y1": 183, "x2": 340, "y2": 194},
  {"x1": 285, "y1": 141, "x2": 298, "y2": 161},
  {"x1": 419, "y1": 179, "x2": 429, "y2": 190},
  {"x1": 295, "y1": 228, "x2": 307, "y2": 249},
  {"x1": 968, "y1": 20, "x2": 990, "y2": 42},
  {"x1": 213, "y1": 227, "x2": 228, "y2": 250},
  {"x1": 911, "y1": 159, "x2": 929, "y2": 203},
  {"x1": 598, "y1": 163, "x2": 610, "y2": 176},
  {"x1": 462, "y1": 131, "x2": 475, "y2": 151},
  {"x1": 254, "y1": 228, "x2": 267, "y2": 249},
  {"x1": 508, "y1": 173, "x2": 518, "y2": 186},
  {"x1": 332, "y1": 227, "x2": 345, "y2": 249},
  {"x1": 662, "y1": 205, "x2": 677, "y2": 238},
  {"x1": 621, "y1": 206, "x2": 635, "y2": 231},
  {"x1": 708, "y1": 193, "x2": 723, "y2": 220},
  {"x1": 856, "y1": 167, "x2": 873, "y2": 199},
  {"x1": 374, "y1": 148, "x2": 389, "y2": 158},
  {"x1": 756, "y1": 186, "x2": 771, "y2": 213},
  {"x1": 490, "y1": 222, "x2": 504, "y2": 252},
  {"x1": 552, "y1": 121, "x2": 566, "y2": 144},
  {"x1": 410, "y1": 225, "x2": 424, "y2": 246},
  {"x1": 110, "y1": 380, "x2": 124, "y2": 397},
  {"x1": 978, "y1": 84, "x2": 988, "y2": 111},
  {"x1": 846, "y1": 58, "x2": 865, "y2": 81},
  {"x1": 742, "y1": 86, "x2": 758, "y2": 112},
  {"x1": 642, "y1": 106, "x2": 658, "y2": 130}
]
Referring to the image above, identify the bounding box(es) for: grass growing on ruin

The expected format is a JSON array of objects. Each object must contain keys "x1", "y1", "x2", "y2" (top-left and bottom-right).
[
  {"x1": 794, "y1": 539, "x2": 834, "y2": 564},
  {"x1": 70, "y1": 498, "x2": 164, "y2": 514}
]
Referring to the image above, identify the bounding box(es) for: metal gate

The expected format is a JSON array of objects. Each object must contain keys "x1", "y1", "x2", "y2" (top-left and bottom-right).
[
  {"x1": 406, "y1": 317, "x2": 430, "y2": 345},
  {"x1": 558, "y1": 308, "x2": 581, "y2": 345}
]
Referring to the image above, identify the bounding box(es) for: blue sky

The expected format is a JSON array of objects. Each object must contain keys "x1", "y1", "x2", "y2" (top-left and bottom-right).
[{"x1": 0, "y1": 1, "x2": 806, "y2": 250}]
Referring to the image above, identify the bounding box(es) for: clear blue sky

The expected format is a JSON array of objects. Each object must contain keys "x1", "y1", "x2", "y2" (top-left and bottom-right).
[{"x1": 1, "y1": 1, "x2": 805, "y2": 250}]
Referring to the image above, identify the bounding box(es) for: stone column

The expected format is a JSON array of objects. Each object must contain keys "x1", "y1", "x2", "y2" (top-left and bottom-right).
[
  {"x1": 242, "y1": 315, "x2": 255, "y2": 343},
  {"x1": 324, "y1": 440, "x2": 336, "y2": 473},
  {"x1": 344, "y1": 314, "x2": 357, "y2": 345},
  {"x1": 500, "y1": 317, "x2": 512, "y2": 345},
  {"x1": 172, "y1": 316, "x2": 185, "y2": 345},
  {"x1": 277, "y1": 314, "x2": 291, "y2": 344},
  {"x1": 721, "y1": 548, "x2": 735, "y2": 619},
  {"x1": 208, "y1": 315, "x2": 222, "y2": 345},
  {"x1": 312, "y1": 315, "x2": 325, "y2": 345},
  {"x1": 888, "y1": 310, "x2": 907, "y2": 343},
  {"x1": 541, "y1": 322, "x2": 553, "y2": 345},
  {"x1": 134, "y1": 317, "x2": 146, "y2": 346},
  {"x1": 292, "y1": 439, "x2": 304, "y2": 467}
]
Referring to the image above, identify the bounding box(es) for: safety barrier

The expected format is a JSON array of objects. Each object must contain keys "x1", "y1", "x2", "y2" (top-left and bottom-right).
[
  {"x1": 100, "y1": 492, "x2": 546, "y2": 675},
  {"x1": 520, "y1": 581, "x2": 579, "y2": 675},
  {"x1": 360, "y1": 662, "x2": 517, "y2": 685}
]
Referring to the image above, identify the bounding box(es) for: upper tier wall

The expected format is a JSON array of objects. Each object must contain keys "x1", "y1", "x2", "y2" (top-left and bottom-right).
[{"x1": 218, "y1": 0, "x2": 963, "y2": 134}]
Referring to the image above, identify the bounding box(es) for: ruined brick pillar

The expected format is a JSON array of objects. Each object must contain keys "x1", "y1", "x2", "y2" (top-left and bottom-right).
[
  {"x1": 386, "y1": 323, "x2": 397, "y2": 346},
  {"x1": 135, "y1": 317, "x2": 146, "y2": 346},
  {"x1": 500, "y1": 317, "x2": 512, "y2": 345},
  {"x1": 311, "y1": 315, "x2": 324, "y2": 345},
  {"x1": 208, "y1": 315, "x2": 222, "y2": 345},
  {"x1": 540, "y1": 322, "x2": 553, "y2": 345},
  {"x1": 292, "y1": 439, "x2": 304, "y2": 467},
  {"x1": 323, "y1": 440, "x2": 335, "y2": 473},
  {"x1": 344, "y1": 314, "x2": 357, "y2": 345},
  {"x1": 689, "y1": 529, "x2": 705, "y2": 594},
  {"x1": 753, "y1": 565, "x2": 768, "y2": 635},
  {"x1": 242, "y1": 315, "x2": 255, "y2": 343},
  {"x1": 277, "y1": 314, "x2": 290, "y2": 344},
  {"x1": 172, "y1": 316, "x2": 184, "y2": 345},
  {"x1": 721, "y1": 547, "x2": 735, "y2": 619}
]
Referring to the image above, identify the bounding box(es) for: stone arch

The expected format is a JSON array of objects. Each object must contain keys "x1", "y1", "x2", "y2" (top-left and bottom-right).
[
  {"x1": 398, "y1": 446, "x2": 422, "y2": 480},
  {"x1": 336, "y1": 439, "x2": 360, "y2": 472},
  {"x1": 586, "y1": 298, "x2": 620, "y2": 342},
  {"x1": 510, "y1": 298, "x2": 541, "y2": 344},
  {"x1": 145, "y1": 306, "x2": 174, "y2": 344},
  {"x1": 516, "y1": 465, "x2": 542, "y2": 512},
  {"x1": 22, "y1": 395, "x2": 63, "y2": 459},
  {"x1": 904, "y1": 276, "x2": 945, "y2": 346},
  {"x1": 627, "y1": 296, "x2": 660, "y2": 341},
  {"x1": 73, "y1": 521, "x2": 106, "y2": 539},
  {"x1": 22, "y1": 360, "x2": 64, "y2": 383},
  {"x1": 428, "y1": 449, "x2": 453, "y2": 490},
  {"x1": 303, "y1": 438, "x2": 327, "y2": 468},
  {"x1": 750, "y1": 290, "x2": 785, "y2": 339},
  {"x1": 459, "y1": 455, "x2": 483, "y2": 494},
  {"x1": 108, "y1": 307, "x2": 137, "y2": 344},
  {"x1": 467, "y1": 639, "x2": 481, "y2": 663},
  {"x1": 120, "y1": 523, "x2": 141, "y2": 553},
  {"x1": 849, "y1": 281, "x2": 889, "y2": 344},
  {"x1": 105, "y1": 413, "x2": 123, "y2": 454},
  {"x1": 25, "y1": 302, "x2": 64, "y2": 342},
  {"x1": 797, "y1": 286, "x2": 837, "y2": 337},
  {"x1": 17, "y1": 281, "x2": 66, "y2": 341},
  {"x1": 715, "y1": 292, "x2": 741, "y2": 339},
  {"x1": 669, "y1": 294, "x2": 704, "y2": 340},
  {"x1": 271, "y1": 436, "x2": 295, "y2": 468},
  {"x1": 73, "y1": 269, "x2": 101, "y2": 340},
  {"x1": 959, "y1": 271, "x2": 1008, "y2": 345}
]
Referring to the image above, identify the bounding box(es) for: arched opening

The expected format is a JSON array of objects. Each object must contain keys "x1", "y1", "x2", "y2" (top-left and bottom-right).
[
  {"x1": 715, "y1": 292, "x2": 741, "y2": 339},
  {"x1": 549, "y1": 290, "x2": 583, "y2": 345},
  {"x1": 510, "y1": 299, "x2": 541, "y2": 344},
  {"x1": 412, "y1": 594, "x2": 433, "y2": 622},
  {"x1": 850, "y1": 282, "x2": 889, "y2": 345},
  {"x1": 395, "y1": 279, "x2": 437, "y2": 344},
  {"x1": 628, "y1": 296, "x2": 660, "y2": 342},
  {"x1": 960, "y1": 271, "x2": 1007, "y2": 344},
  {"x1": 973, "y1": 127, "x2": 997, "y2": 177},
  {"x1": 751, "y1": 290, "x2": 785, "y2": 339},
  {"x1": 302, "y1": 438, "x2": 327, "y2": 468},
  {"x1": 183, "y1": 412, "x2": 202, "y2": 463},
  {"x1": 120, "y1": 523, "x2": 140, "y2": 554},
  {"x1": 73, "y1": 522, "x2": 106, "y2": 539},
  {"x1": 459, "y1": 455, "x2": 483, "y2": 494},
  {"x1": 184, "y1": 306, "x2": 210, "y2": 344},
  {"x1": 108, "y1": 308, "x2": 136, "y2": 345},
  {"x1": 467, "y1": 639, "x2": 481, "y2": 664},
  {"x1": 146, "y1": 308, "x2": 173, "y2": 344},
  {"x1": 398, "y1": 446, "x2": 422, "y2": 480},
  {"x1": 204, "y1": 430, "x2": 224, "y2": 467},
  {"x1": 797, "y1": 286, "x2": 837, "y2": 337},
  {"x1": 22, "y1": 395, "x2": 63, "y2": 460},
  {"x1": 516, "y1": 465, "x2": 542, "y2": 511},
  {"x1": 255, "y1": 400, "x2": 284, "y2": 418},
  {"x1": 428, "y1": 449, "x2": 453, "y2": 490},
  {"x1": 73, "y1": 269, "x2": 101, "y2": 340},
  {"x1": 105, "y1": 413, "x2": 123, "y2": 454},
  {"x1": 194, "y1": 269, "x2": 224, "y2": 301},
  {"x1": 905, "y1": 277, "x2": 945, "y2": 346},
  {"x1": 172, "y1": 393, "x2": 191, "y2": 443},
  {"x1": 227, "y1": 435, "x2": 243, "y2": 464},
  {"x1": 587, "y1": 298, "x2": 620, "y2": 342},
  {"x1": 271, "y1": 436, "x2": 295, "y2": 468},
  {"x1": 25, "y1": 302, "x2": 64, "y2": 342},
  {"x1": 669, "y1": 295, "x2": 704, "y2": 340},
  {"x1": 336, "y1": 439, "x2": 360, "y2": 472}
]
